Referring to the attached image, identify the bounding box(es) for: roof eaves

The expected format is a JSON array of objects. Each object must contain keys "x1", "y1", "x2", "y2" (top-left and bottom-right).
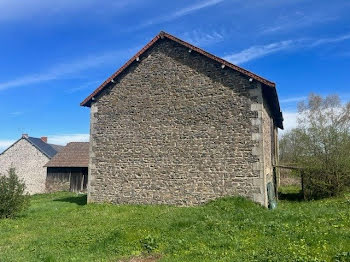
[
  {"x1": 80, "y1": 31, "x2": 276, "y2": 107},
  {"x1": 80, "y1": 34, "x2": 162, "y2": 107},
  {"x1": 161, "y1": 32, "x2": 276, "y2": 88}
]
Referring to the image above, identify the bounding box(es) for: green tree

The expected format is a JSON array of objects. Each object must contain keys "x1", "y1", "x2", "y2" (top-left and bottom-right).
[
  {"x1": 280, "y1": 93, "x2": 350, "y2": 199},
  {"x1": 0, "y1": 168, "x2": 30, "y2": 218}
]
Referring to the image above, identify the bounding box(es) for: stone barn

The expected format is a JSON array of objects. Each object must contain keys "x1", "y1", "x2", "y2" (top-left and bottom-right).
[
  {"x1": 45, "y1": 142, "x2": 89, "y2": 193},
  {"x1": 0, "y1": 134, "x2": 63, "y2": 194},
  {"x1": 81, "y1": 31, "x2": 284, "y2": 207}
]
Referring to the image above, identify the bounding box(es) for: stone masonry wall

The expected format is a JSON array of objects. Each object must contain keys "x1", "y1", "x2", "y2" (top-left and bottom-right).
[
  {"x1": 0, "y1": 138, "x2": 49, "y2": 194},
  {"x1": 262, "y1": 100, "x2": 274, "y2": 202},
  {"x1": 88, "y1": 39, "x2": 269, "y2": 206}
]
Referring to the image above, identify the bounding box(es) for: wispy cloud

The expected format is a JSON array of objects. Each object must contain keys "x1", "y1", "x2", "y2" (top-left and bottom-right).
[
  {"x1": 261, "y1": 13, "x2": 338, "y2": 35},
  {"x1": 65, "y1": 80, "x2": 102, "y2": 94},
  {"x1": 181, "y1": 29, "x2": 225, "y2": 47},
  {"x1": 130, "y1": 0, "x2": 225, "y2": 30},
  {"x1": 224, "y1": 40, "x2": 297, "y2": 64},
  {"x1": 310, "y1": 33, "x2": 350, "y2": 47},
  {"x1": 48, "y1": 134, "x2": 89, "y2": 145},
  {"x1": 0, "y1": 0, "x2": 141, "y2": 23},
  {"x1": 9, "y1": 111, "x2": 24, "y2": 117},
  {"x1": 224, "y1": 33, "x2": 350, "y2": 64},
  {"x1": 280, "y1": 96, "x2": 307, "y2": 104},
  {"x1": 0, "y1": 47, "x2": 137, "y2": 91},
  {"x1": 169, "y1": 0, "x2": 224, "y2": 19}
]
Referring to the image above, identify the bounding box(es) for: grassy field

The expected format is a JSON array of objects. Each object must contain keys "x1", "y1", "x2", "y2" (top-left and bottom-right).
[{"x1": 0, "y1": 190, "x2": 349, "y2": 262}]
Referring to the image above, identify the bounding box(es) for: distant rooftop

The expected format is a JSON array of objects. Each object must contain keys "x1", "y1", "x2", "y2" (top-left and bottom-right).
[
  {"x1": 26, "y1": 136, "x2": 63, "y2": 158},
  {"x1": 0, "y1": 134, "x2": 63, "y2": 158},
  {"x1": 45, "y1": 142, "x2": 89, "y2": 167}
]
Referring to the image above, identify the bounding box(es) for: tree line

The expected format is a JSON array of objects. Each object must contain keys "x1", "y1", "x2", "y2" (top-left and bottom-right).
[{"x1": 279, "y1": 93, "x2": 350, "y2": 199}]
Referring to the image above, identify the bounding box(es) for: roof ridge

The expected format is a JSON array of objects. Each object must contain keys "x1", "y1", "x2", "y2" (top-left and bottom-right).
[
  {"x1": 80, "y1": 31, "x2": 276, "y2": 107},
  {"x1": 161, "y1": 31, "x2": 276, "y2": 87}
]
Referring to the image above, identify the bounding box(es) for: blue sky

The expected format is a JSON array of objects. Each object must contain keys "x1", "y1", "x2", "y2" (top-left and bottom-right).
[{"x1": 1, "y1": 0, "x2": 350, "y2": 152}]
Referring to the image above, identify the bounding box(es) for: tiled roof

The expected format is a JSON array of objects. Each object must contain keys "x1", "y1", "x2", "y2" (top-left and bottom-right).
[
  {"x1": 45, "y1": 142, "x2": 89, "y2": 167},
  {"x1": 80, "y1": 31, "x2": 283, "y2": 129},
  {"x1": 0, "y1": 136, "x2": 62, "y2": 158},
  {"x1": 26, "y1": 137, "x2": 61, "y2": 158},
  {"x1": 49, "y1": 144, "x2": 65, "y2": 152}
]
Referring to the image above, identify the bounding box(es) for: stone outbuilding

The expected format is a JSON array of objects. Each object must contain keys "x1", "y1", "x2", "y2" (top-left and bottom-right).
[
  {"x1": 0, "y1": 134, "x2": 63, "y2": 194},
  {"x1": 81, "y1": 31, "x2": 284, "y2": 207},
  {"x1": 45, "y1": 142, "x2": 89, "y2": 193}
]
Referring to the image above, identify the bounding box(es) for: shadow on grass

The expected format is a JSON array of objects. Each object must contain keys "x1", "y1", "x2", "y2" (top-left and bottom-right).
[
  {"x1": 278, "y1": 191, "x2": 304, "y2": 201},
  {"x1": 53, "y1": 194, "x2": 87, "y2": 206}
]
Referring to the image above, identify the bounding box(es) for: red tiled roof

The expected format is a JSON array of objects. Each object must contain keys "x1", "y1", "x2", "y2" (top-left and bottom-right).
[
  {"x1": 44, "y1": 142, "x2": 89, "y2": 167},
  {"x1": 81, "y1": 31, "x2": 276, "y2": 106}
]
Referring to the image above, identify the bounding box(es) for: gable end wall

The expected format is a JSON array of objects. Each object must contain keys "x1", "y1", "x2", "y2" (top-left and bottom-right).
[
  {"x1": 0, "y1": 138, "x2": 50, "y2": 194},
  {"x1": 87, "y1": 39, "x2": 270, "y2": 206}
]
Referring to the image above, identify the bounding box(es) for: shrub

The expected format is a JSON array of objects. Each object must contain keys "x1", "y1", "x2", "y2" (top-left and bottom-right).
[
  {"x1": 140, "y1": 235, "x2": 158, "y2": 254},
  {"x1": 280, "y1": 94, "x2": 350, "y2": 199},
  {"x1": 0, "y1": 168, "x2": 30, "y2": 218},
  {"x1": 334, "y1": 252, "x2": 350, "y2": 262},
  {"x1": 303, "y1": 166, "x2": 350, "y2": 200}
]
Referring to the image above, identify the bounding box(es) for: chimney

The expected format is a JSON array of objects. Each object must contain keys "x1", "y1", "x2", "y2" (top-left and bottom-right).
[
  {"x1": 22, "y1": 134, "x2": 29, "y2": 138},
  {"x1": 41, "y1": 136, "x2": 48, "y2": 143}
]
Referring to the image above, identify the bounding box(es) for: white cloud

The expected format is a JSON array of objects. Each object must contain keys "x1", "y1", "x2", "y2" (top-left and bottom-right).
[
  {"x1": 0, "y1": 74, "x2": 57, "y2": 91},
  {"x1": 66, "y1": 80, "x2": 102, "y2": 94},
  {"x1": 130, "y1": 0, "x2": 225, "y2": 30},
  {"x1": 0, "y1": 134, "x2": 90, "y2": 153},
  {"x1": 224, "y1": 40, "x2": 296, "y2": 64},
  {"x1": 0, "y1": 47, "x2": 137, "y2": 91},
  {"x1": 0, "y1": 0, "x2": 141, "y2": 23},
  {"x1": 170, "y1": 0, "x2": 224, "y2": 18},
  {"x1": 261, "y1": 14, "x2": 338, "y2": 35},
  {"x1": 0, "y1": 140, "x2": 16, "y2": 153},
  {"x1": 224, "y1": 32, "x2": 350, "y2": 65},
  {"x1": 280, "y1": 96, "x2": 307, "y2": 104},
  {"x1": 181, "y1": 30, "x2": 225, "y2": 47},
  {"x1": 48, "y1": 134, "x2": 89, "y2": 145},
  {"x1": 310, "y1": 33, "x2": 350, "y2": 47},
  {"x1": 9, "y1": 111, "x2": 24, "y2": 117},
  {"x1": 280, "y1": 111, "x2": 298, "y2": 134}
]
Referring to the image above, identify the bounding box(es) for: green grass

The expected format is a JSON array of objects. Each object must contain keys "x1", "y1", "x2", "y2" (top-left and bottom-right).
[{"x1": 0, "y1": 192, "x2": 350, "y2": 262}]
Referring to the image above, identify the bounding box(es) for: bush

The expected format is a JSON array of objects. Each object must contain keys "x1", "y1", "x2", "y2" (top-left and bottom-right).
[
  {"x1": 140, "y1": 235, "x2": 158, "y2": 254},
  {"x1": 280, "y1": 94, "x2": 350, "y2": 199},
  {"x1": 0, "y1": 168, "x2": 30, "y2": 218},
  {"x1": 303, "y1": 166, "x2": 350, "y2": 200}
]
